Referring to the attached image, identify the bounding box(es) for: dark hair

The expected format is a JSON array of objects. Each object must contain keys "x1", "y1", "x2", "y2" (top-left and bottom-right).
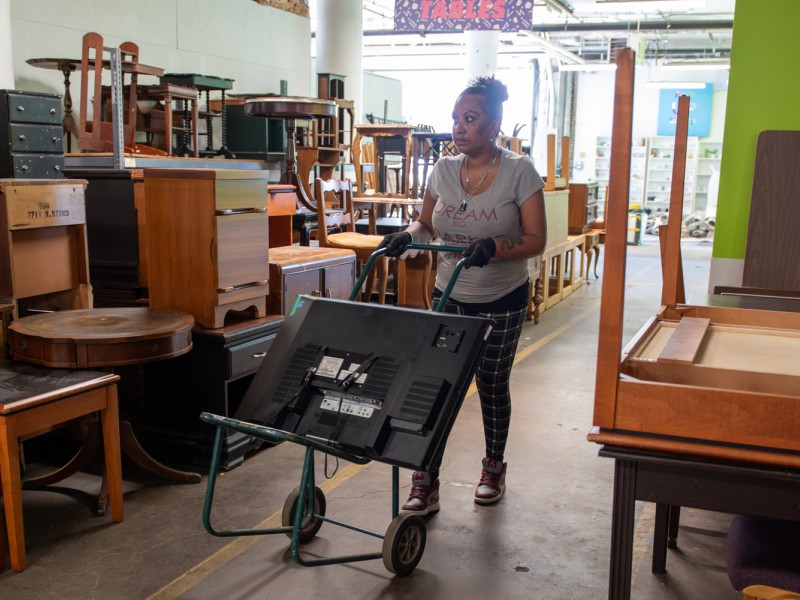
[{"x1": 461, "y1": 75, "x2": 509, "y2": 122}]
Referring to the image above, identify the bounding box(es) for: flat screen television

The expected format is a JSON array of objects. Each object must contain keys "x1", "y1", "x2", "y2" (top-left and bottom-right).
[{"x1": 235, "y1": 295, "x2": 492, "y2": 471}]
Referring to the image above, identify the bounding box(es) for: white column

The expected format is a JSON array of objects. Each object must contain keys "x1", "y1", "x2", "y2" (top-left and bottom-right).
[
  {"x1": 316, "y1": 0, "x2": 363, "y2": 120},
  {"x1": 0, "y1": 0, "x2": 14, "y2": 88},
  {"x1": 464, "y1": 30, "x2": 499, "y2": 81}
]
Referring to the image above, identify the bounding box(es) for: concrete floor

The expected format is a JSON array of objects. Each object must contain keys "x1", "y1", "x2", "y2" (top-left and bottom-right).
[{"x1": 1, "y1": 237, "x2": 743, "y2": 599}]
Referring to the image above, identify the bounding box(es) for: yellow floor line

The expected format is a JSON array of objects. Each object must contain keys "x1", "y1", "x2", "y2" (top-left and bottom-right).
[
  {"x1": 149, "y1": 293, "x2": 613, "y2": 598},
  {"x1": 148, "y1": 462, "x2": 366, "y2": 599}
]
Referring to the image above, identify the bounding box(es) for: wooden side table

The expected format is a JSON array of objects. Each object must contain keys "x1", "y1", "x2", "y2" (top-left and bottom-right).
[
  {"x1": 7, "y1": 308, "x2": 198, "y2": 514},
  {"x1": 0, "y1": 360, "x2": 123, "y2": 571}
]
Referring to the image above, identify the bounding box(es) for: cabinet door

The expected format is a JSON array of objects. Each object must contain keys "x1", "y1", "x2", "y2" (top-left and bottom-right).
[
  {"x1": 283, "y1": 269, "x2": 323, "y2": 313},
  {"x1": 323, "y1": 261, "x2": 356, "y2": 299}
]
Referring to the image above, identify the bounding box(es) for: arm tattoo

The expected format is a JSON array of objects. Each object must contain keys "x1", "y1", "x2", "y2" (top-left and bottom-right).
[{"x1": 497, "y1": 236, "x2": 525, "y2": 251}]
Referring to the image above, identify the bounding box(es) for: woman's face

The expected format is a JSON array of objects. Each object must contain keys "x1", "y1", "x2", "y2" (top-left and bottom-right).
[{"x1": 452, "y1": 92, "x2": 498, "y2": 156}]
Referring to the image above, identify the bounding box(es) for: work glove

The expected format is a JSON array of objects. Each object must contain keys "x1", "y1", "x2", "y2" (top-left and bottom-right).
[
  {"x1": 377, "y1": 231, "x2": 412, "y2": 257},
  {"x1": 463, "y1": 237, "x2": 496, "y2": 269}
]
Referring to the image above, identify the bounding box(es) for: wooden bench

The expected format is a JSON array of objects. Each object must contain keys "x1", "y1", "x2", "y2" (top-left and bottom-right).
[
  {"x1": 0, "y1": 360, "x2": 123, "y2": 571},
  {"x1": 528, "y1": 234, "x2": 586, "y2": 321}
]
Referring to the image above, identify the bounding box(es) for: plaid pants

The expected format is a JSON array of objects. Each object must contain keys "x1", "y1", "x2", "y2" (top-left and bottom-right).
[{"x1": 427, "y1": 299, "x2": 528, "y2": 477}]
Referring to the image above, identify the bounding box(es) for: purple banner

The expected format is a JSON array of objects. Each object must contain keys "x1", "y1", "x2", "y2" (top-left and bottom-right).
[{"x1": 394, "y1": 0, "x2": 533, "y2": 32}]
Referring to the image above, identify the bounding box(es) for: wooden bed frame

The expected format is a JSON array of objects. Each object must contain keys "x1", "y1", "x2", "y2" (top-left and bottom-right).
[{"x1": 587, "y1": 49, "x2": 800, "y2": 469}]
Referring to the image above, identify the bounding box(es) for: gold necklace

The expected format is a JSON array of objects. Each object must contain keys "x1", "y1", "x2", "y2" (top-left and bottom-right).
[{"x1": 461, "y1": 148, "x2": 499, "y2": 212}]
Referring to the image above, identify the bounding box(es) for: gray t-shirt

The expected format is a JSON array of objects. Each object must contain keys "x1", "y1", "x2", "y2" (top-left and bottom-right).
[{"x1": 428, "y1": 147, "x2": 545, "y2": 304}]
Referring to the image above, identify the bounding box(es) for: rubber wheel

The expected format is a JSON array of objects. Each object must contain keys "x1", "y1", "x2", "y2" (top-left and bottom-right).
[
  {"x1": 281, "y1": 485, "x2": 326, "y2": 543},
  {"x1": 382, "y1": 513, "x2": 426, "y2": 576}
]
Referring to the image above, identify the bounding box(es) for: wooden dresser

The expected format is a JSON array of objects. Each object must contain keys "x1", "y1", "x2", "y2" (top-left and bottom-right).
[
  {"x1": 568, "y1": 182, "x2": 599, "y2": 234},
  {"x1": 143, "y1": 169, "x2": 270, "y2": 328},
  {"x1": 0, "y1": 90, "x2": 65, "y2": 179}
]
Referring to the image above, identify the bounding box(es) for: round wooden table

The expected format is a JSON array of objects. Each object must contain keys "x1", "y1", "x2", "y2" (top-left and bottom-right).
[
  {"x1": 8, "y1": 307, "x2": 200, "y2": 513},
  {"x1": 8, "y1": 307, "x2": 194, "y2": 368}
]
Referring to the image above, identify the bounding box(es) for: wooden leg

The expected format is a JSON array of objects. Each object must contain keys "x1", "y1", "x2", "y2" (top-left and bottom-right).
[
  {"x1": 22, "y1": 415, "x2": 99, "y2": 489},
  {"x1": 652, "y1": 503, "x2": 669, "y2": 573},
  {"x1": 609, "y1": 458, "x2": 636, "y2": 600},
  {"x1": 100, "y1": 386, "x2": 124, "y2": 523},
  {"x1": 0, "y1": 493, "x2": 6, "y2": 572},
  {"x1": 0, "y1": 417, "x2": 25, "y2": 571},
  {"x1": 533, "y1": 277, "x2": 543, "y2": 324},
  {"x1": 594, "y1": 245, "x2": 601, "y2": 278}
]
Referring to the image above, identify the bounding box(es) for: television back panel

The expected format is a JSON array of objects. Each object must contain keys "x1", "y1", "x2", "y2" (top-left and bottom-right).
[{"x1": 235, "y1": 296, "x2": 492, "y2": 471}]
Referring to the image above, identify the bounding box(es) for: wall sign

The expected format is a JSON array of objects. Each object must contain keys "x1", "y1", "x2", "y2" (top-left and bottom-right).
[{"x1": 394, "y1": 0, "x2": 534, "y2": 32}]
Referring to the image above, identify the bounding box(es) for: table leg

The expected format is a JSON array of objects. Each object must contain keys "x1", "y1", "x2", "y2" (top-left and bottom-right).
[
  {"x1": 652, "y1": 503, "x2": 670, "y2": 573},
  {"x1": 594, "y1": 244, "x2": 601, "y2": 278},
  {"x1": 667, "y1": 505, "x2": 681, "y2": 548},
  {"x1": 22, "y1": 416, "x2": 99, "y2": 489},
  {"x1": 0, "y1": 415, "x2": 26, "y2": 571},
  {"x1": 609, "y1": 458, "x2": 636, "y2": 600}
]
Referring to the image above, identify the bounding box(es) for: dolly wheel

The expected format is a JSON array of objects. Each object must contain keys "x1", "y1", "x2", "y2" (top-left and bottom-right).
[
  {"x1": 281, "y1": 486, "x2": 326, "y2": 543},
  {"x1": 382, "y1": 513, "x2": 426, "y2": 576}
]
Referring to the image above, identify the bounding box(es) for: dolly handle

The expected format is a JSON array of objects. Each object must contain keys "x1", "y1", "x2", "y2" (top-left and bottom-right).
[{"x1": 349, "y1": 243, "x2": 468, "y2": 307}]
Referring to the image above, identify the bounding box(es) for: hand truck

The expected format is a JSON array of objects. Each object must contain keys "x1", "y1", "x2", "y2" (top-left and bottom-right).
[{"x1": 199, "y1": 243, "x2": 481, "y2": 576}]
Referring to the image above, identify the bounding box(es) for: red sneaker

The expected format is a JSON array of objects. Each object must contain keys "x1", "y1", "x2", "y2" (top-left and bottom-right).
[
  {"x1": 474, "y1": 458, "x2": 506, "y2": 505},
  {"x1": 402, "y1": 471, "x2": 440, "y2": 515}
]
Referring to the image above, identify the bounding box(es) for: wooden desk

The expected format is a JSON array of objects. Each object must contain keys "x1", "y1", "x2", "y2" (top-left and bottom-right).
[
  {"x1": 352, "y1": 124, "x2": 414, "y2": 197},
  {"x1": 0, "y1": 360, "x2": 123, "y2": 571},
  {"x1": 7, "y1": 308, "x2": 198, "y2": 512},
  {"x1": 596, "y1": 444, "x2": 800, "y2": 600}
]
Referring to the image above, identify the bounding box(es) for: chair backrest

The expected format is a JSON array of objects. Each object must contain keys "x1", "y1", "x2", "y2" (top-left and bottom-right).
[
  {"x1": 313, "y1": 178, "x2": 356, "y2": 247},
  {"x1": 78, "y1": 31, "x2": 139, "y2": 151}
]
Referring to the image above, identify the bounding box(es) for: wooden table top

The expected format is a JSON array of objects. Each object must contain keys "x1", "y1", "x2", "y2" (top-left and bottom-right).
[
  {"x1": 8, "y1": 308, "x2": 194, "y2": 368},
  {"x1": 27, "y1": 57, "x2": 165, "y2": 77}
]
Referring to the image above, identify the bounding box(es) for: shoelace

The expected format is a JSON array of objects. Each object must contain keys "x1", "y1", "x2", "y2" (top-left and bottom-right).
[
  {"x1": 478, "y1": 470, "x2": 502, "y2": 489},
  {"x1": 408, "y1": 484, "x2": 432, "y2": 500}
]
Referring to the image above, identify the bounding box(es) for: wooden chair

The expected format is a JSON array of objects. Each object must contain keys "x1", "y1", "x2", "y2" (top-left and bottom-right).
[
  {"x1": 742, "y1": 586, "x2": 800, "y2": 600},
  {"x1": 0, "y1": 361, "x2": 124, "y2": 571},
  {"x1": 77, "y1": 32, "x2": 138, "y2": 153},
  {"x1": 313, "y1": 178, "x2": 387, "y2": 303},
  {"x1": 76, "y1": 32, "x2": 164, "y2": 156}
]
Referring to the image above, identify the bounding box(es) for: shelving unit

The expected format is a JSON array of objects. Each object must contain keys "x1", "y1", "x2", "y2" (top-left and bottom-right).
[
  {"x1": 594, "y1": 135, "x2": 648, "y2": 218},
  {"x1": 694, "y1": 141, "x2": 722, "y2": 214},
  {"x1": 644, "y1": 135, "x2": 698, "y2": 214}
]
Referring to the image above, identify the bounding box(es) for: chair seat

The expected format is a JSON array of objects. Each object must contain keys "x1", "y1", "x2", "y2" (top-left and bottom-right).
[
  {"x1": 727, "y1": 515, "x2": 800, "y2": 593},
  {"x1": 327, "y1": 231, "x2": 385, "y2": 253}
]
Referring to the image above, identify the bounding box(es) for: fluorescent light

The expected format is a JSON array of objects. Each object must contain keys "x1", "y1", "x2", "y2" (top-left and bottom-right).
[
  {"x1": 662, "y1": 60, "x2": 730, "y2": 71},
  {"x1": 559, "y1": 63, "x2": 617, "y2": 72},
  {"x1": 645, "y1": 81, "x2": 707, "y2": 89},
  {"x1": 592, "y1": 1, "x2": 707, "y2": 11}
]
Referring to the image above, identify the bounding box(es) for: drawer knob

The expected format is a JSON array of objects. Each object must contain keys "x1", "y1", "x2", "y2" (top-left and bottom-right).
[
  {"x1": 49, "y1": 108, "x2": 57, "y2": 115},
  {"x1": 251, "y1": 351, "x2": 267, "y2": 358},
  {"x1": 18, "y1": 134, "x2": 25, "y2": 141},
  {"x1": 20, "y1": 165, "x2": 28, "y2": 171},
  {"x1": 16, "y1": 105, "x2": 24, "y2": 112},
  {"x1": 54, "y1": 165, "x2": 61, "y2": 172},
  {"x1": 52, "y1": 137, "x2": 60, "y2": 143}
]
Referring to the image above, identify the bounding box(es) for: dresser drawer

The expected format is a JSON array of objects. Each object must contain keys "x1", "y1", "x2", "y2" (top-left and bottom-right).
[
  {"x1": 11, "y1": 153, "x2": 64, "y2": 178},
  {"x1": 5, "y1": 93, "x2": 61, "y2": 125},
  {"x1": 10, "y1": 123, "x2": 63, "y2": 152},
  {"x1": 215, "y1": 211, "x2": 269, "y2": 291},
  {"x1": 227, "y1": 332, "x2": 278, "y2": 379}
]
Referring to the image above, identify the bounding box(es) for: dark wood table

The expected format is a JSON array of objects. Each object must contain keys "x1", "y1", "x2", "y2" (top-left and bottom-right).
[
  {"x1": 599, "y1": 444, "x2": 800, "y2": 600},
  {"x1": 7, "y1": 308, "x2": 200, "y2": 512},
  {"x1": 243, "y1": 97, "x2": 337, "y2": 210}
]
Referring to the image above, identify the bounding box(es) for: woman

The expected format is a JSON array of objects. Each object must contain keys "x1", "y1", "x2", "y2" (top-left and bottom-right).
[{"x1": 379, "y1": 75, "x2": 547, "y2": 513}]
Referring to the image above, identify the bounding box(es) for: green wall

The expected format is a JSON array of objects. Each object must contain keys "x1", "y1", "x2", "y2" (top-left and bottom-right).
[{"x1": 714, "y1": 0, "x2": 800, "y2": 260}]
